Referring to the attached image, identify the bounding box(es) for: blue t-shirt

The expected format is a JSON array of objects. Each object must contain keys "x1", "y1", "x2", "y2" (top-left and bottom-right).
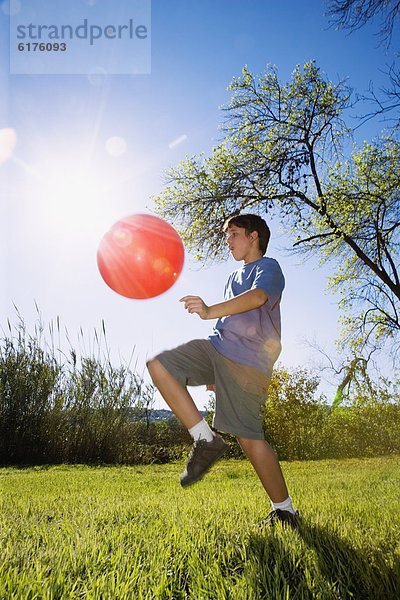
[{"x1": 208, "y1": 257, "x2": 284, "y2": 374}]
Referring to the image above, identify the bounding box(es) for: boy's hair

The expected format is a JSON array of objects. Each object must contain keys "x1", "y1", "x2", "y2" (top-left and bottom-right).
[{"x1": 223, "y1": 213, "x2": 270, "y2": 255}]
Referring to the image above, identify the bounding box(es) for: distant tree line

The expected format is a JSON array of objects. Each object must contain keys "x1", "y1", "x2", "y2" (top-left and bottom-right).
[{"x1": 1, "y1": 319, "x2": 399, "y2": 466}]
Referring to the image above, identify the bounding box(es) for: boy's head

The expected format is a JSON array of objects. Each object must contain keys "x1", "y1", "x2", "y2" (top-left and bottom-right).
[{"x1": 223, "y1": 214, "x2": 270, "y2": 255}]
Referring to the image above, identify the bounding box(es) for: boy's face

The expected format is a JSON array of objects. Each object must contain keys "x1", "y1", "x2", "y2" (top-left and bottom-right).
[{"x1": 225, "y1": 224, "x2": 260, "y2": 263}]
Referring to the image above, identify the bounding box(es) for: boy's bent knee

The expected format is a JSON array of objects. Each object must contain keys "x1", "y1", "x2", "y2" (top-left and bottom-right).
[
  {"x1": 146, "y1": 357, "x2": 162, "y2": 379},
  {"x1": 147, "y1": 358, "x2": 175, "y2": 385},
  {"x1": 146, "y1": 357, "x2": 156, "y2": 369},
  {"x1": 146, "y1": 358, "x2": 187, "y2": 394}
]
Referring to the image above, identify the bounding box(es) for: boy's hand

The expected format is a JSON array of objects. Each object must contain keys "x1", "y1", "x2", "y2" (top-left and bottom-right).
[{"x1": 180, "y1": 296, "x2": 210, "y2": 320}]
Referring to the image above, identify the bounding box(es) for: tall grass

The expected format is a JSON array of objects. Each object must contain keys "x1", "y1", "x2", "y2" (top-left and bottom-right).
[
  {"x1": 1, "y1": 457, "x2": 399, "y2": 599},
  {"x1": 0, "y1": 311, "x2": 156, "y2": 465}
]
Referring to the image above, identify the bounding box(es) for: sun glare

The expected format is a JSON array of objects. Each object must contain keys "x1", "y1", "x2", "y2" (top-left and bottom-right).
[
  {"x1": 14, "y1": 139, "x2": 142, "y2": 259},
  {"x1": 38, "y1": 168, "x2": 115, "y2": 244}
]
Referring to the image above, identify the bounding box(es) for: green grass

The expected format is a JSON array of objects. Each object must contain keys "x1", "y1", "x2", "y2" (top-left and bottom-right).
[{"x1": 1, "y1": 457, "x2": 399, "y2": 599}]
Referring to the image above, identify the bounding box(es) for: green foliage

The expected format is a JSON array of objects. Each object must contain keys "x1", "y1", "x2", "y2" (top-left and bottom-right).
[
  {"x1": 325, "y1": 137, "x2": 400, "y2": 350},
  {"x1": 326, "y1": 369, "x2": 400, "y2": 457},
  {"x1": 0, "y1": 320, "x2": 62, "y2": 463},
  {"x1": 119, "y1": 419, "x2": 191, "y2": 464},
  {"x1": 59, "y1": 356, "x2": 146, "y2": 463},
  {"x1": 262, "y1": 364, "x2": 400, "y2": 460},
  {"x1": 264, "y1": 366, "x2": 330, "y2": 460},
  {"x1": 1, "y1": 458, "x2": 399, "y2": 599},
  {"x1": 325, "y1": 403, "x2": 400, "y2": 458}
]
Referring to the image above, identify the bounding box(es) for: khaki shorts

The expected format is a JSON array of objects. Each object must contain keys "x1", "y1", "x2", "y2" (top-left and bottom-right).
[{"x1": 154, "y1": 339, "x2": 271, "y2": 440}]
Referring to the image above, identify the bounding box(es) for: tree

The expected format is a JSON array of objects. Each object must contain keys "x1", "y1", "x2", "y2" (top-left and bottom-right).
[
  {"x1": 325, "y1": 136, "x2": 400, "y2": 351},
  {"x1": 304, "y1": 338, "x2": 379, "y2": 407},
  {"x1": 325, "y1": 0, "x2": 400, "y2": 49},
  {"x1": 324, "y1": 2, "x2": 400, "y2": 353},
  {"x1": 154, "y1": 62, "x2": 400, "y2": 354}
]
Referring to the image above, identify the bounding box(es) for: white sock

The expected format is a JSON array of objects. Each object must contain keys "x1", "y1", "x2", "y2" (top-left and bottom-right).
[
  {"x1": 271, "y1": 496, "x2": 295, "y2": 515},
  {"x1": 188, "y1": 419, "x2": 214, "y2": 442}
]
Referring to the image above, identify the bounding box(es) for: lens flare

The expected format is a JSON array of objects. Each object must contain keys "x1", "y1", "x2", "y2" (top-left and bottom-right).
[
  {"x1": 106, "y1": 136, "x2": 127, "y2": 157},
  {"x1": 0, "y1": 128, "x2": 17, "y2": 164}
]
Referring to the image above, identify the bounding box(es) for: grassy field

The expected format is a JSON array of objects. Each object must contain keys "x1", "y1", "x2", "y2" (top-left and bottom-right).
[{"x1": 1, "y1": 457, "x2": 399, "y2": 599}]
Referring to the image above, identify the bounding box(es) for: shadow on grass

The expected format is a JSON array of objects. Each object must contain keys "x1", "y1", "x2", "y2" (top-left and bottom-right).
[
  {"x1": 299, "y1": 519, "x2": 399, "y2": 600},
  {"x1": 246, "y1": 532, "x2": 314, "y2": 599},
  {"x1": 247, "y1": 519, "x2": 399, "y2": 600}
]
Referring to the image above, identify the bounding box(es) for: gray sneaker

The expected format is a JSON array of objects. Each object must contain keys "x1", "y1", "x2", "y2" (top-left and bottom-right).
[
  {"x1": 180, "y1": 435, "x2": 228, "y2": 487},
  {"x1": 265, "y1": 509, "x2": 300, "y2": 528}
]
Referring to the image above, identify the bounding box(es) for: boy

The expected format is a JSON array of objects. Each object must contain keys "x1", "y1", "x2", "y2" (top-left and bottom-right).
[{"x1": 147, "y1": 214, "x2": 298, "y2": 526}]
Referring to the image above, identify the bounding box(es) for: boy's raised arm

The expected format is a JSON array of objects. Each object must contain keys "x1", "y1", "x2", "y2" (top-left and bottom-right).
[{"x1": 180, "y1": 288, "x2": 267, "y2": 320}]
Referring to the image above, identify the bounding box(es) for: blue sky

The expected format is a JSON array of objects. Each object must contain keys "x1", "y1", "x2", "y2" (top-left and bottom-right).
[{"x1": 1, "y1": 0, "x2": 398, "y2": 408}]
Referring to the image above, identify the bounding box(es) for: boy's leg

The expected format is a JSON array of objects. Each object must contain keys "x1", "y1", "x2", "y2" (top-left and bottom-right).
[
  {"x1": 147, "y1": 358, "x2": 202, "y2": 429},
  {"x1": 237, "y1": 437, "x2": 289, "y2": 503},
  {"x1": 147, "y1": 356, "x2": 228, "y2": 486}
]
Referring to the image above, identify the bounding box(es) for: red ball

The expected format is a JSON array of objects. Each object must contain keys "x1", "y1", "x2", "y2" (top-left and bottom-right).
[{"x1": 97, "y1": 214, "x2": 184, "y2": 299}]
